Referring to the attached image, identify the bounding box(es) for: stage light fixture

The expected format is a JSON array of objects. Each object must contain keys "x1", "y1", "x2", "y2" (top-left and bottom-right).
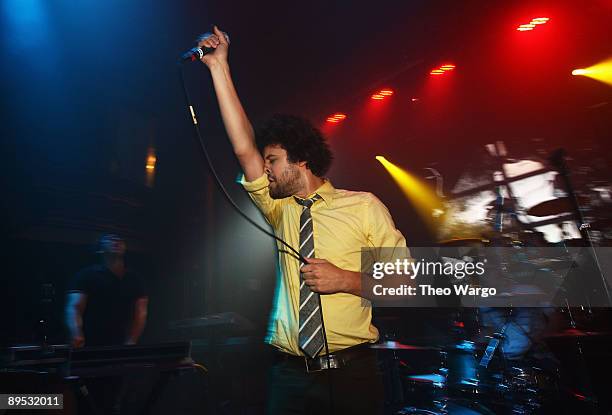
[
  {"x1": 430, "y1": 64, "x2": 455, "y2": 76},
  {"x1": 516, "y1": 17, "x2": 549, "y2": 31},
  {"x1": 371, "y1": 88, "x2": 394, "y2": 100},
  {"x1": 146, "y1": 155, "x2": 156, "y2": 170},
  {"x1": 571, "y1": 58, "x2": 612, "y2": 87},
  {"x1": 326, "y1": 113, "x2": 347, "y2": 123}
]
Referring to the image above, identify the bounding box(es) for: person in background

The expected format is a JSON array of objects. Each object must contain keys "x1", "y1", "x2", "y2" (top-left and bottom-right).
[{"x1": 66, "y1": 234, "x2": 148, "y2": 348}]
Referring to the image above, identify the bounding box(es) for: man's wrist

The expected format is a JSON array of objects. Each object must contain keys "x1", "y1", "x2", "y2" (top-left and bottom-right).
[
  {"x1": 208, "y1": 60, "x2": 230, "y2": 73},
  {"x1": 343, "y1": 270, "x2": 362, "y2": 296}
]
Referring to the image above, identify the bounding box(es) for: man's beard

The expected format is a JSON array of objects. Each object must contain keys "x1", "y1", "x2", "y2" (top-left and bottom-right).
[{"x1": 269, "y1": 165, "x2": 302, "y2": 199}]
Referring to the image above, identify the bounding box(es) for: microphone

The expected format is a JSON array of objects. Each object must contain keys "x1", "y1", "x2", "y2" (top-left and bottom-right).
[
  {"x1": 181, "y1": 45, "x2": 214, "y2": 62},
  {"x1": 181, "y1": 30, "x2": 229, "y2": 62}
]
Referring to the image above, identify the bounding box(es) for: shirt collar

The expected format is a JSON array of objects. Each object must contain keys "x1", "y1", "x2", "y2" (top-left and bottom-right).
[{"x1": 297, "y1": 179, "x2": 334, "y2": 207}]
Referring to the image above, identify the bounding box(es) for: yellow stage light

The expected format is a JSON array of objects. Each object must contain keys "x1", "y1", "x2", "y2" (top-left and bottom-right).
[
  {"x1": 572, "y1": 58, "x2": 612, "y2": 87},
  {"x1": 376, "y1": 156, "x2": 443, "y2": 228}
]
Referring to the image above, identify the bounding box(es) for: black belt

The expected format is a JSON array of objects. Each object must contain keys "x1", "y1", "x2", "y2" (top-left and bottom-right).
[{"x1": 274, "y1": 342, "x2": 374, "y2": 373}]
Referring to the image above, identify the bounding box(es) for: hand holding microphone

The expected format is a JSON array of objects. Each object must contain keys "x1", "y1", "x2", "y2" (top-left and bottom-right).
[{"x1": 182, "y1": 25, "x2": 230, "y2": 68}]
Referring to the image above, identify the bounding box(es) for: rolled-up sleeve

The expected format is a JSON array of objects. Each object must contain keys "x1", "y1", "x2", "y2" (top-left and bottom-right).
[
  {"x1": 67, "y1": 270, "x2": 93, "y2": 295},
  {"x1": 240, "y1": 173, "x2": 283, "y2": 226},
  {"x1": 365, "y1": 194, "x2": 409, "y2": 262}
]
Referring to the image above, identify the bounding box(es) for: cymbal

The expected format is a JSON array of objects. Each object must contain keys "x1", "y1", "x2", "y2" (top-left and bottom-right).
[
  {"x1": 438, "y1": 238, "x2": 486, "y2": 247},
  {"x1": 496, "y1": 290, "x2": 548, "y2": 298},
  {"x1": 544, "y1": 328, "x2": 612, "y2": 339},
  {"x1": 527, "y1": 197, "x2": 587, "y2": 217},
  {"x1": 528, "y1": 257, "x2": 575, "y2": 271},
  {"x1": 370, "y1": 341, "x2": 440, "y2": 351},
  {"x1": 406, "y1": 373, "x2": 446, "y2": 384}
]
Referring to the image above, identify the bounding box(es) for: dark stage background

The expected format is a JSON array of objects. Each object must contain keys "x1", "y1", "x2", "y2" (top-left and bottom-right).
[{"x1": 1, "y1": 1, "x2": 612, "y2": 411}]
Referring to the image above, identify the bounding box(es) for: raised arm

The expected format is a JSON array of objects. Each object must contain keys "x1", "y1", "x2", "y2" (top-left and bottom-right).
[{"x1": 199, "y1": 26, "x2": 264, "y2": 181}]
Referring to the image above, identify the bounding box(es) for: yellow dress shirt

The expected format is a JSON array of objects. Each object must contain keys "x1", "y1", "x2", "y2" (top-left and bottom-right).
[{"x1": 241, "y1": 173, "x2": 407, "y2": 355}]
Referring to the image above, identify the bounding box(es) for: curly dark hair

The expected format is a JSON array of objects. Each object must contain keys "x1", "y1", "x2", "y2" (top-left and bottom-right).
[{"x1": 255, "y1": 114, "x2": 333, "y2": 177}]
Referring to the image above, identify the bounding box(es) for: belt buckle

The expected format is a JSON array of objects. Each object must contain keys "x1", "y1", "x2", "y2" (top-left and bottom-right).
[{"x1": 305, "y1": 354, "x2": 339, "y2": 373}]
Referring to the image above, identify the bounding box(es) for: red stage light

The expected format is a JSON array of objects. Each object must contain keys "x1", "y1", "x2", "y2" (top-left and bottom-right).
[
  {"x1": 326, "y1": 113, "x2": 347, "y2": 123},
  {"x1": 516, "y1": 17, "x2": 549, "y2": 31},
  {"x1": 371, "y1": 89, "x2": 394, "y2": 100},
  {"x1": 430, "y1": 64, "x2": 455, "y2": 76}
]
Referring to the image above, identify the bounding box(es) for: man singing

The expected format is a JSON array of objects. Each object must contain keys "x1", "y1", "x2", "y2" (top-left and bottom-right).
[{"x1": 199, "y1": 26, "x2": 407, "y2": 414}]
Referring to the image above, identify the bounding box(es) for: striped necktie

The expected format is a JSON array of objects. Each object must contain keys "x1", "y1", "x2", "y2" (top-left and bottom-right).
[{"x1": 294, "y1": 194, "x2": 325, "y2": 358}]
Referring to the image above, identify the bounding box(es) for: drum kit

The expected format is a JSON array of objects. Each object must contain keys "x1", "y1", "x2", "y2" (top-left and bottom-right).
[
  {"x1": 373, "y1": 147, "x2": 612, "y2": 413},
  {"x1": 374, "y1": 323, "x2": 556, "y2": 414},
  {"x1": 374, "y1": 313, "x2": 612, "y2": 414}
]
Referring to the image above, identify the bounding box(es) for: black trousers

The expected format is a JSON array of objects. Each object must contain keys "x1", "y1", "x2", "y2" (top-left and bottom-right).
[{"x1": 267, "y1": 348, "x2": 384, "y2": 415}]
